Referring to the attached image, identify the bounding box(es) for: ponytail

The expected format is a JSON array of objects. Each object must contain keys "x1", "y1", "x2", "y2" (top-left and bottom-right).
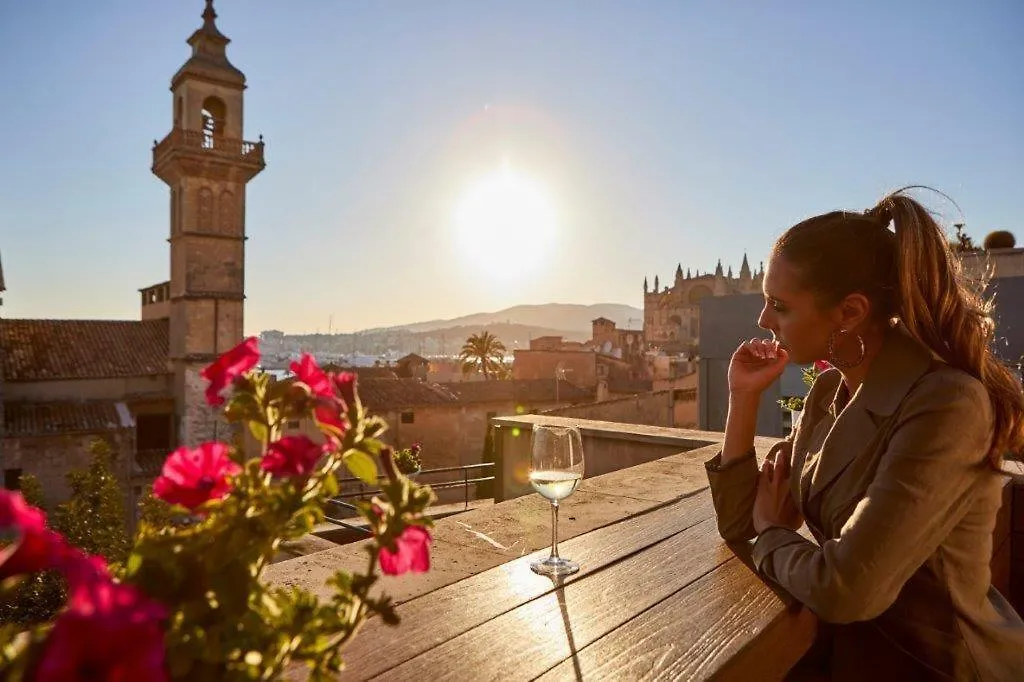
[{"x1": 866, "y1": 190, "x2": 1024, "y2": 466}]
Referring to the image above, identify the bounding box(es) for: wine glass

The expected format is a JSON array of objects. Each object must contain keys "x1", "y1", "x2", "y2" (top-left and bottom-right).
[{"x1": 529, "y1": 424, "x2": 585, "y2": 577}]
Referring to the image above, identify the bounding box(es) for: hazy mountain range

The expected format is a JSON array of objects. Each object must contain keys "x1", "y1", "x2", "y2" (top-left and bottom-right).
[
  {"x1": 263, "y1": 304, "x2": 644, "y2": 358},
  {"x1": 360, "y1": 303, "x2": 644, "y2": 335}
]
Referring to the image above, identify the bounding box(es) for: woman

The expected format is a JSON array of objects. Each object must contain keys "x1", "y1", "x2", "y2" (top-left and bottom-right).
[{"x1": 705, "y1": 189, "x2": 1024, "y2": 680}]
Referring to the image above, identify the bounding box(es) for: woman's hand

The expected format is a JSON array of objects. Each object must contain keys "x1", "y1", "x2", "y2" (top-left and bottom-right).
[
  {"x1": 728, "y1": 338, "x2": 788, "y2": 397},
  {"x1": 753, "y1": 443, "x2": 803, "y2": 534}
]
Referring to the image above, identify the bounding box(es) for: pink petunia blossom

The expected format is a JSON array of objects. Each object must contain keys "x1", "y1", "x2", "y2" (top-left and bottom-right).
[
  {"x1": 261, "y1": 435, "x2": 328, "y2": 478},
  {"x1": 289, "y1": 353, "x2": 334, "y2": 398},
  {"x1": 332, "y1": 371, "x2": 357, "y2": 411},
  {"x1": 200, "y1": 337, "x2": 261, "y2": 406},
  {"x1": 152, "y1": 442, "x2": 240, "y2": 510},
  {"x1": 0, "y1": 490, "x2": 66, "y2": 580},
  {"x1": 34, "y1": 574, "x2": 169, "y2": 682},
  {"x1": 378, "y1": 525, "x2": 432, "y2": 576}
]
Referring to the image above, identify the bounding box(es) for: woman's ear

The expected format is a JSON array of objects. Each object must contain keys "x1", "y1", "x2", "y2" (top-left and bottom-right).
[{"x1": 838, "y1": 292, "x2": 871, "y2": 330}]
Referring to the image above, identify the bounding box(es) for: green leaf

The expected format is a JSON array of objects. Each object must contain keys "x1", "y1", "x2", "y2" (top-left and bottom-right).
[
  {"x1": 125, "y1": 552, "x2": 143, "y2": 577},
  {"x1": 248, "y1": 420, "x2": 268, "y2": 445},
  {"x1": 343, "y1": 450, "x2": 378, "y2": 485}
]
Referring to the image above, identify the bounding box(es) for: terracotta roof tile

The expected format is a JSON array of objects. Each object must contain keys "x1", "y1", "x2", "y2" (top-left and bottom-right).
[
  {"x1": 357, "y1": 378, "x2": 459, "y2": 411},
  {"x1": 321, "y1": 364, "x2": 398, "y2": 379},
  {"x1": 444, "y1": 379, "x2": 594, "y2": 405},
  {"x1": 3, "y1": 400, "x2": 132, "y2": 438},
  {"x1": 0, "y1": 319, "x2": 169, "y2": 381}
]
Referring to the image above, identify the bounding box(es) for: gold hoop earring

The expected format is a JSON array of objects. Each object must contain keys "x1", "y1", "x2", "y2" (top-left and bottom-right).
[{"x1": 827, "y1": 328, "x2": 865, "y2": 369}]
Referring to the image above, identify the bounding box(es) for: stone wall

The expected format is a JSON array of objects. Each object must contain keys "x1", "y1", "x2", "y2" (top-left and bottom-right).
[
  {"x1": 4, "y1": 375, "x2": 173, "y2": 402},
  {"x1": 0, "y1": 428, "x2": 135, "y2": 509},
  {"x1": 542, "y1": 390, "x2": 677, "y2": 428},
  {"x1": 490, "y1": 414, "x2": 730, "y2": 502},
  {"x1": 513, "y1": 350, "x2": 597, "y2": 386}
]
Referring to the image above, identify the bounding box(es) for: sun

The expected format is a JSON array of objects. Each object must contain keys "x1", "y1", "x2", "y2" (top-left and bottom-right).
[{"x1": 453, "y1": 162, "x2": 557, "y2": 277}]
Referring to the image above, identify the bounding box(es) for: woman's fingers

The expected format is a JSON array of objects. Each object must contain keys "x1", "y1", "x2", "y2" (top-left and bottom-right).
[{"x1": 740, "y1": 337, "x2": 780, "y2": 361}]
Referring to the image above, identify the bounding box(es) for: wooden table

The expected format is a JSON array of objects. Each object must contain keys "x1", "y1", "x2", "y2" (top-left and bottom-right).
[{"x1": 336, "y1": 490, "x2": 818, "y2": 681}]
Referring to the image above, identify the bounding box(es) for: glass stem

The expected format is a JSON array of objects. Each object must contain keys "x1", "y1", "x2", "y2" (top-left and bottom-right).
[{"x1": 550, "y1": 500, "x2": 560, "y2": 560}]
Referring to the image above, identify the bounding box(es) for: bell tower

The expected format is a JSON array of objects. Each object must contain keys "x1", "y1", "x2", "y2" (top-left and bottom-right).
[{"x1": 152, "y1": 0, "x2": 266, "y2": 446}]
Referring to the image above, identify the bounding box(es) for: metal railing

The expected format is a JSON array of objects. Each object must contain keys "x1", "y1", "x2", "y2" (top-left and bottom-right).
[{"x1": 324, "y1": 462, "x2": 495, "y2": 534}]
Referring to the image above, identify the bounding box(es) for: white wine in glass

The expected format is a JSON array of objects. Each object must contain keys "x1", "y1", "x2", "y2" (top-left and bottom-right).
[{"x1": 529, "y1": 424, "x2": 584, "y2": 577}]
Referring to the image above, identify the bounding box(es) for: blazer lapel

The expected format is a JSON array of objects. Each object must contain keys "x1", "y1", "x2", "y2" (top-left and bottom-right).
[
  {"x1": 805, "y1": 324, "x2": 934, "y2": 505},
  {"x1": 807, "y1": 393, "x2": 878, "y2": 501}
]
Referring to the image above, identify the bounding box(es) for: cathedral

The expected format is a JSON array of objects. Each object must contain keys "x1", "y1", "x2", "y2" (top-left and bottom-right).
[{"x1": 642, "y1": 255, "x2": 763, "y2": 354}]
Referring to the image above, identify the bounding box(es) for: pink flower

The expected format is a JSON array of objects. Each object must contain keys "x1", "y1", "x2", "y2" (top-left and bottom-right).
[
  {"x1": 200, "y1": 337, "x2": 261, "y2": 406},
  {"x1": 34, "y1": 575, "x2": 168, "y2": 682},
  {"x1": 332, "y1": 371, "x2": 357, "y2": 410},
  {"x1": 290, "y1": 353, "x2": 333, "y2": 398},
  {"x1": 378, "y1": 525, "x2": 432, "y2": 576},
  {"x1": 814, "y1": 360, "x2": 832, "y2": 372},
  {"x1": 62, "y1": 552, "x2": 111, "y2": 594},
  {"x1": 0, "y1": 491, "x2": 66, "y2": 579},
  {"x1": 261, "y1": 435, "x2": 328, "y2": 478},
  {"x1": 313, "y1": 400, "x2": 349, "y2": 438},
  {"x1": 152, "y1": 442, "x2": 240, "y2": 510}
]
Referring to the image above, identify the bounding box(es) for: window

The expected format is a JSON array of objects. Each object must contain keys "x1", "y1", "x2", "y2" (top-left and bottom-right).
[
  {"x1": 4, "y1": 468, "x2": 23, "y2": 490},
  {"x1": 201, "y1": 96, "x2": 227, "y2": 148},
  {"x1": 286, "y1": 419, "x2": 300, "y2": 429},
  {"x1": 401, "y1": 411, "x2": 415, "y2": 424}
]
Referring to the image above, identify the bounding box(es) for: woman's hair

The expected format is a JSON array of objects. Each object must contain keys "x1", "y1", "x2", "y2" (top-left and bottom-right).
[{"x1": 773, "y1": 187, "x2": 1023, "y2": 467}]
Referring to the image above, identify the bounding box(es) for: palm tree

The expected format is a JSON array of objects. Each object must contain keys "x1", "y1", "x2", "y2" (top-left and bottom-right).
[{"x1": 459, "y1": 331, "x2": 507, "y2": 380}]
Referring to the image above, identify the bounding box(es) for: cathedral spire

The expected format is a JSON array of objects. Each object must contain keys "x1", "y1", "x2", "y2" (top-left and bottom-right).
[
  {"x1": 643, "y1": 276, "x2": 649, "y2": 294},
  {"x1": 715, "y1": 259, "x2": 724, "y2": 277},
  {"x1": 675, "y1": 263, "x2": 683, "y2": 281},
  {"x1": 654, "y1": 275, "x2": 660, "y2": 292},
  {"x1": 740, "y1": 252, "x2": 751, "y2": 280}
]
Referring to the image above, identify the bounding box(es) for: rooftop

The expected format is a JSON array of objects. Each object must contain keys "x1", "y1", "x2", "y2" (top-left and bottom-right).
[
  {"x1": 2, "y1": 400, "x2": 134, "y2": 437},
  {"x1": 0, "y1": 319, "x2": 170, "y2": 382}
]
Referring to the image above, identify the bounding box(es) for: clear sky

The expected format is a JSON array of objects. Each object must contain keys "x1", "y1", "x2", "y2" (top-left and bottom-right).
[{"x1": 1, "y1": 1, "x2": 1021, "y2": 335}]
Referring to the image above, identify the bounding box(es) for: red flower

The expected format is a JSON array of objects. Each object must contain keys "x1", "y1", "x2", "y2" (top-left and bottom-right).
[
  {"x1": 35, "y1": 575, "x2": 168, "y2": 682},
  {"x1": 290, "y1": 353, "x2": 334, "y2": 398},
  {"x1": 62, "y1": 552, "x2": 111, "y2": 594},
  {"x1": 200, "y1": 337, "x2": 261, "y2": 406},
  {"x1": 261, "y1": 435, "x2": 328, "y2": 478},
  {"x1": 378, "y1": 525, "x2": 432, "y2": 576},
  {"x1": 332, "y1": 371, "x2": 357, "y2": 411},
  {"x1": 0, "y1": 491, "x2": 65, "y2": 579},
  {"x1": 814, "y1": 360, "x2": 833, "y2": 372},
  {"x1": 152, "y1": 442, "x2": 240, "y2": 510},
  {"x1": 313, "y1": 400, "x2": 348, "y2": 438}
]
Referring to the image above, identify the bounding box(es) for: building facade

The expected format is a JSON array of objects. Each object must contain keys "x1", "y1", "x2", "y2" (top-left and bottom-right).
[{"x1": 643, "y1": 256, "x2": 763, "y2": 354}]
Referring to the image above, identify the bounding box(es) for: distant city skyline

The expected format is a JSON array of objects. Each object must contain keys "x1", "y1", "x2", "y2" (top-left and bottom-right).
[{"x1": 1, "y1": 0, "x2": 1021, "y2": 335}]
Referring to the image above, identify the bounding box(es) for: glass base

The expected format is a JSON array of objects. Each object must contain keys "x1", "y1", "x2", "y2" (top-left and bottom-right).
[{"x1": 530, "y1": 556, "x2": 580, "y2": 577}]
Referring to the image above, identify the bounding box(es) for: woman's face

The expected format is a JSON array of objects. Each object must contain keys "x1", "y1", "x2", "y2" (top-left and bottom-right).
[{"x1": 757, "y1": 254, "x2": 837, "y2": 365}]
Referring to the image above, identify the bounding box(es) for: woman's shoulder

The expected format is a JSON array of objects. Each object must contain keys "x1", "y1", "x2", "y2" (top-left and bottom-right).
[{"x1": 905, "y1": 363, "x2": 991, "y2": 418}]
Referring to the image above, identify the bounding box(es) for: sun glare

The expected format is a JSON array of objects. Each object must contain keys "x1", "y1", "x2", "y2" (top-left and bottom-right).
[{"x1": 454, "y1": 162, "x2": 557, "y2": 278}]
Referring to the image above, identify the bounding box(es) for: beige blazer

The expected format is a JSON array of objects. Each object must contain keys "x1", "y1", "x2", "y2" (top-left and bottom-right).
[{"x1": 706, "y1": 327, "x2": 1024, "y2": 681}]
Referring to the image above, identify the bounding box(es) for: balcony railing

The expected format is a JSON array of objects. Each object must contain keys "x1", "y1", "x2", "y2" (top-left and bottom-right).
[
  {"x1": 325, "y1": 462, "x2": 495, "y2": 534},
  {"x1": 152, "y1": 128, "x2": 265, "y2": 166}
]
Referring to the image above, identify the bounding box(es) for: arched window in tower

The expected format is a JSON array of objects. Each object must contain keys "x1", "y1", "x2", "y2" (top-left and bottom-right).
[
  {"x1": 201, "y1": 96, "x2": 227, "y2": 148},
  {"x1": 174, "y1": 96, "x2": 183, "y2": 127}
]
